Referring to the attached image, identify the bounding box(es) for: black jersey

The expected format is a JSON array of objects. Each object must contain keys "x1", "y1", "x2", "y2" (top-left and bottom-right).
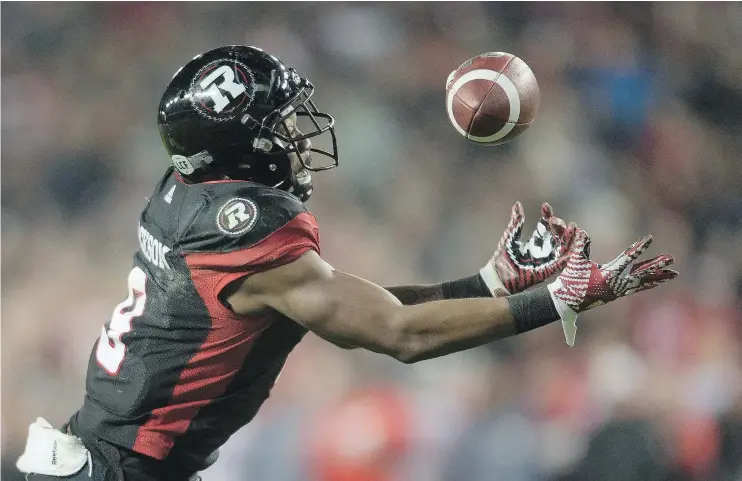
[{"x1": 73, "y1": 168, "x2": 319, "y2": 475}]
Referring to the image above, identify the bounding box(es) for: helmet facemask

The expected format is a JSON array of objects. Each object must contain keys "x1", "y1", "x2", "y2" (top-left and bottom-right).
[
  {"x1": 262, "y1": 82, "x2": 338, "y2": 172},
  {"x1": 235, "y1": 74, "x2": 337, "y2": 201}
]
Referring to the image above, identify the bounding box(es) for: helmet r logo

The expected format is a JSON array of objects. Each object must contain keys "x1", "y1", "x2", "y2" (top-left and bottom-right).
[
  {"x1": 191, "y1": 60, "x2": 254, "y2": 120},
  {"x1": 200, "y1": 66, "x2": 246, "y2": 113},
  {"x1": 216, "y1": 198, "x2": 259, "y2": 236}
]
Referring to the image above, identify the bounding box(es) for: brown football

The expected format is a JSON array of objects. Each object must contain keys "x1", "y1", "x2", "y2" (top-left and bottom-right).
[{"x1": 445, "y1": 52, "x2": 540, "y2": 145}]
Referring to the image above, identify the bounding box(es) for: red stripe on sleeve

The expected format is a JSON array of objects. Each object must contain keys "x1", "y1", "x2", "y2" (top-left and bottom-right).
[{"x1": 184, "y1": 211, "x2": 320, "y2": 320}]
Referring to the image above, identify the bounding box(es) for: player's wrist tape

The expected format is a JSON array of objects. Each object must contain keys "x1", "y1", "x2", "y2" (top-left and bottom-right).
[
  {"x1": 506, "y1": 287, "x2": 560, "y2": 334},
  {"x1": 479, "y1": 262, "x2": 509, "y2": 296},
  {"x1": 442, "y1": 274, "x2": 492, "y2": 299}
]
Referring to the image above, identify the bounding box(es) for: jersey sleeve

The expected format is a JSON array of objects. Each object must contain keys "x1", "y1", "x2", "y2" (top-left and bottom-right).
[
  {"x1": 184, "y1": 210, "x2": 320, "y2": 273},
  {"x1": 180, "y1": 182, "x2": 320, "y2": 313}
]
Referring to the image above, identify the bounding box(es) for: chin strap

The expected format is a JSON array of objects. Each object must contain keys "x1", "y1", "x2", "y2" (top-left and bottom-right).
[{"x1": 290, "y1": 171, "x2": 313, "y2": 201}]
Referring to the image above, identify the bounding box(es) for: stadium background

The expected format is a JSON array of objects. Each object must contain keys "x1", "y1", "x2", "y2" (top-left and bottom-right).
[{"x1": 3, "y1": 3, "x2": 742, "y2": 480}]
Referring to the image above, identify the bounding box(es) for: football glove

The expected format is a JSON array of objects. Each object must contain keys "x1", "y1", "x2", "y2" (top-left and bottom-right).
[
  {"x1": 548, "y1": 228, "x2": 678, "y2": 345},
  {"x1": 480, "y1": 202, "x2": 576, "y2": 297}
]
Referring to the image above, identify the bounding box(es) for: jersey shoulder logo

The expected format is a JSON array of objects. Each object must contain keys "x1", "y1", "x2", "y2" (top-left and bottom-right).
[
  {"x1": 190, "y1": 59, "x2": 254, "y2": 121},
  {"x1": 216, "y1": 197, "x2": 259, "y2": 236}
]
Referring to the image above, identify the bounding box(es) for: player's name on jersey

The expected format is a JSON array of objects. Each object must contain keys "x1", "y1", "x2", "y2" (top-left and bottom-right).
[{"x1": 138, "y1": 224, "x2": 171, "y2": 270}]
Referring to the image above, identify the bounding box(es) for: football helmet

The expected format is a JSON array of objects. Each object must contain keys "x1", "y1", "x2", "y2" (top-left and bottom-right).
[{"x1": 157, "y1": 45, "x2": 338, "y2": 201}]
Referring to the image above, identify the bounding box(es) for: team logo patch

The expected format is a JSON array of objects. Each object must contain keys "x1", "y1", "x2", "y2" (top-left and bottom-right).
[
  {"x1": 190, "y1": 59, "x2": 254, "y2": 121},
  {"x1": 216, "y1": 197, "x2": 259, "y2": 236}
]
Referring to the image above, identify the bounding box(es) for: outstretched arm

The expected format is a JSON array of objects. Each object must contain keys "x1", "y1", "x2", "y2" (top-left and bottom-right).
[
  {"x1": 226, "y1": 250, "x2": 559, "y2": 363},
  {"x1": 226, "y1": 227, "x2": 676, "y2": 361}
]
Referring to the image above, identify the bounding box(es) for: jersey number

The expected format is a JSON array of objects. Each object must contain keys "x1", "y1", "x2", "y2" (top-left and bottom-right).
[{"x1": 95, "y1": 267, "x2": 148, "y2": 375}]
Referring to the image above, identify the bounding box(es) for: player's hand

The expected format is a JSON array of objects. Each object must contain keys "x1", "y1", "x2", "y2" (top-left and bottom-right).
[
  {"x1": 548, "y1": 228, "x2": 678, "y2": 345},
  {"x1": 480, "y1": 202, "x2": 577, "y2": 297}
]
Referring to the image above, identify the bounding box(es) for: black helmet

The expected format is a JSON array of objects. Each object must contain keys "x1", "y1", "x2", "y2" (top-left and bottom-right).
[{"x1": 157, "y1": 45, "x2": 338, "y2": 201}]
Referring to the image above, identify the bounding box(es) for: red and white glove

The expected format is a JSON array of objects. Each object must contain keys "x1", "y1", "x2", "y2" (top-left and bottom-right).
[
  {"x1": 548, "y1": 228, "x2": 678, "y2": 345},
  {"x1": 480, "y1": 202, "x2": 577, "y2": 297}
]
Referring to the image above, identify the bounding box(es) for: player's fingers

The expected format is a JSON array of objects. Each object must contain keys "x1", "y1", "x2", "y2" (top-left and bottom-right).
[
  {"x1": 570, "y1": 228, "x2": 591, "y2": 258},
  {"x1": 564, "y1": 222, "x2": 578, "y2": 244},
  {"x1": 624, "y1": 235, "x2": 653, "y2": 262},
  {"x1": 537, "y1": 203, "x2": 556, "y2": 240},
  {"x1": 548, "y1": 216, "x2": 569, "y2": 243},
  {"x1": 555, "y1": 251, "x2": 570, "y2": 270},
  {"x1": 634, "y1": 268, "x2": 678, "y2": 291},
  {"x1": 643, "y1": 268, "x2": 678, "y2": 281},
  {"x1": 554, "y1": 222, "x2": 577, "y2": 251},
  {"x1": 604, "y1": 235, "x2": 653, "y2": 272},
  {"x1": 543, "y1": 203, "x2": 568, "y2": 239},
  {"x1": 511, "y1": 201, "x2": 524, "y2": 217},
  {"x1": 629, "y1": 254, "x2": 674, "y2": 275},
  {"x1": 549, "y1": 224, "x2": 573, "y2": 260},
  {"x1": 541, "y1": 202, "x2": 553, "y2": 222},
  {"x1": 507, "y1": 201, "x2": 525, "y2": 240}
]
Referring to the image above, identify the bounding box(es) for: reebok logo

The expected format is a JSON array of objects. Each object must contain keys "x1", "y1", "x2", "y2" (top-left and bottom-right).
[{"x1": 164, "y1": 185, "x2": 176, "y2": 204}]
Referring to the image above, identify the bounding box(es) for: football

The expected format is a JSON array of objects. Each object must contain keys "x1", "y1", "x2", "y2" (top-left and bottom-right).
[{"x1": 445, "y1": 52, "x2": 540, "y2": 145}]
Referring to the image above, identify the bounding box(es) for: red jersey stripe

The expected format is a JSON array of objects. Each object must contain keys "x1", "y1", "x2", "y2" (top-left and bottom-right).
[{"x1": 131, "y1": 212, "x2": 320, "y2": 459}]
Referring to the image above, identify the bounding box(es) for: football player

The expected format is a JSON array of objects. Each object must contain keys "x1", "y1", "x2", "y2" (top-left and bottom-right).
[{"x1": 17, "y1": 46, "x2": 677, "y2": 481}]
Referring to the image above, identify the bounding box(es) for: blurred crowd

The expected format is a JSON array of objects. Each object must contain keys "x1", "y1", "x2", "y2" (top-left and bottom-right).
[{"x1": 3, "y1": 3, "x2": 742, "y2": 481}]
